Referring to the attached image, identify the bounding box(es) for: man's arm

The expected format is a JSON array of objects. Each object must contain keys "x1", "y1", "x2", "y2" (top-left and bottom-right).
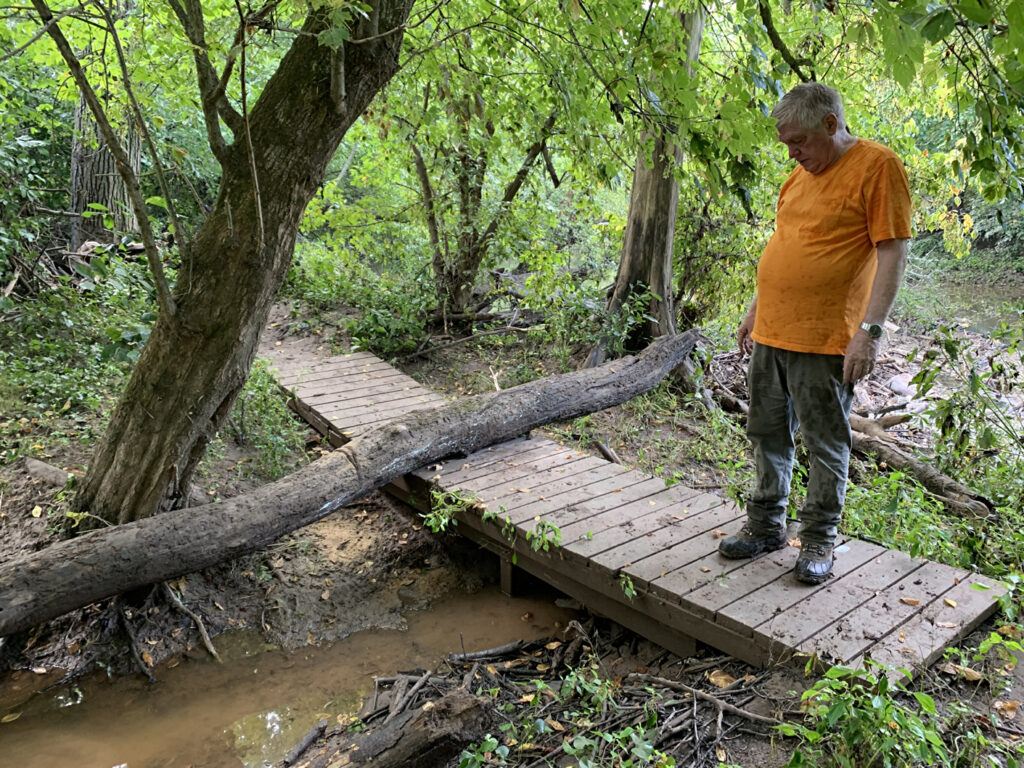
[
  {"x1": 738, "y1": 294, "x2": 757, "y2": 355},
  {"x1": 843, "y1": 238, "x2": 909, "y2": 383}
]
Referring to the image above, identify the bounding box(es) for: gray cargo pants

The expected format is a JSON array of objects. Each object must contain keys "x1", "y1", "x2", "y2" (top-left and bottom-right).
[{"x1": 746, "y1": 342, "x2": 854, "y2": 547}]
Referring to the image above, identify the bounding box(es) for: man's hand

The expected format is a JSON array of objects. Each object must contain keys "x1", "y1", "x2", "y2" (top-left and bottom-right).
[
  {"x1": 843, "y1": 331, "x2": 880, "y2": 383},
  {"x1": 737, "y1": 301, "x2": 756, "y2": 355}
]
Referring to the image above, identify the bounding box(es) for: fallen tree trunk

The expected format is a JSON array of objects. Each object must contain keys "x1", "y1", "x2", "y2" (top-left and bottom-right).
[
  {"x1": 284, "y1": 691, "x2": 494, "y2": 768},
  {"x1": 0, "y1": 332, "x2": 699, "y2": 637},
  {"x1": 851, "y1": 432, "x2": 993, "y2": 518}
]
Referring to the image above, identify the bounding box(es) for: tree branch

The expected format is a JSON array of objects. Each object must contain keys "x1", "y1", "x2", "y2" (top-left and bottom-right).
[
  {"x1": 31, "y1": 0, "x2": 176, "y2": 321},
  {"x1": 0, "y1": 3, "x2": 82, "y2": 63},
  {"x1": 411, "y1": 142, "x2": 444, "y2": 275},
  {"x1": 166, "y1": 0, "x2": 243, "y2": 159},
  {"x1": 757, "y1": 0, "x2": 814, "y2": 83},
  {"x1": 478, "y1": 110, "x2": 557, "y2": 248}
]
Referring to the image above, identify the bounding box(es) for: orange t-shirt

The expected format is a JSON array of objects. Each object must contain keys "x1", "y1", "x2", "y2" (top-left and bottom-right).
[{"x1": 751, "y1": 139, "x2": 912, "y2": 355}]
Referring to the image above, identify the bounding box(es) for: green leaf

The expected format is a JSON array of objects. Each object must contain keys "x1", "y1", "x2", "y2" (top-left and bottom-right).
[
  {"x1": 145, "y1": 196, "x2": 167, "y2": 210},
  {"x1": 913, "y1": 692, "x2": 937, "y2": 715},
  {"x1": 956, "y1": 0, "x2": 994, "y2": 26},
  {"x1": 920, "y1": 10, "x2": 956, "y2": 42}
]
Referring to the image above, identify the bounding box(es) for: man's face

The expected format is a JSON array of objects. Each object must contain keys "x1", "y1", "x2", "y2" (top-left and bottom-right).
[{"x1": 777, "y1": 115, "x2": 838, "y2": 175}]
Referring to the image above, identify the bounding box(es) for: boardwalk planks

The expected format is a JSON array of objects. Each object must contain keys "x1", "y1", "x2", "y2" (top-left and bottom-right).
[{"x1": 266, "y1": 344, "x2": 1007, "y2": 675}]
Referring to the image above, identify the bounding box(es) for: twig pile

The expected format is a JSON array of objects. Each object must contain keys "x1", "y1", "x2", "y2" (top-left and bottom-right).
[{"x1": 280, "y1": 619, "x2": 783, "y2": 768}]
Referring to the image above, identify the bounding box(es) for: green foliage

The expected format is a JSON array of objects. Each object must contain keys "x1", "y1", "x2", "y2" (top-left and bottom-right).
[
  {"x1": 0, "y1": 252, "x2": 161, "y2": 462},
  {"x1": 229, "y1": 359, "x2": 308, "y2": 480},
  {"x1": 285, "y1": 241, "x2": 433, "y2": 357},
  {"x1": 781, "y1": 661, "x2": 1024, "y2": 768},
  {"x1": 423, "y1": 488, "x2": 485, "y2": 533},
  {"x1": 780, "y1": 664, "x2": 950, "y2": 768},
  {"x1": 458, "y1": 734, "x2": 509, "y2": 768},
  {"x1": 843, "y1": 470, "x2": 972, "y2": 567},
  {"x1": 525, "y1": 518, "x2": 562, "y2": 552},
  {"x1": 475, "y1": 660, "x2": 676, "y2": 768}
]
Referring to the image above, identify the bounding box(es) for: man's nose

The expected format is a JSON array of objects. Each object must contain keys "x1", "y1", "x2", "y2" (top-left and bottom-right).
[{"x1": 788, "y1": 145, "x2": 799, "y2": 159}]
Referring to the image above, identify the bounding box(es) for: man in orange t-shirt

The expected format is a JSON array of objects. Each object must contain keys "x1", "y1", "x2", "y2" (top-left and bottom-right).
[{"x1": 718, "y1": 83, "x2": 911, "y2": 584}]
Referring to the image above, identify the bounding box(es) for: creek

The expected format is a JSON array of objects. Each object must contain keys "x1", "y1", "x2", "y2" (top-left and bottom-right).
[{"x1": 0, "y1": 586, "x2": 575, "y2": 768}]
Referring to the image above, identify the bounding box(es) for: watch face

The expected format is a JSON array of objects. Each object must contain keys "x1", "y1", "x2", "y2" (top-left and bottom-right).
[{"x1": 866, "y1": 324, "x2": 883, "y2": 338}]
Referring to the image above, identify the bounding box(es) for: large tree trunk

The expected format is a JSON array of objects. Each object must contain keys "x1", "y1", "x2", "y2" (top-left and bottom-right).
[
  {"x1": 70, "y1": 94, "x2": 140, "y2": 249},
  {"x1": 586, "y1": 10, "x2": 704, "y2": 368},
  {"x1": 0, "y1": 332, "x2": 698, "y2": 637},
  {"x1": 73, "y1": 5, "x2": 413, "y2": 525}
]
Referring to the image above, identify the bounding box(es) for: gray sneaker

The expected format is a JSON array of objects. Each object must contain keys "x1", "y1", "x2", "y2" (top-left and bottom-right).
[
  {"x1": 718, "y1": 522, "x2": 787, "y2": 559},
  {"x1": 794, "y1": 542, "x2": 834, "y2": 584}
]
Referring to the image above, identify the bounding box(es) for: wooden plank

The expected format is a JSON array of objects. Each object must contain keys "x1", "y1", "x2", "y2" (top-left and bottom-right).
[
  {"x1": 274, "y1": 352, "x2": 390, "y2": 375},
  {"x1": 321, "y1": 393, "x2": 445, "y2": 422},
  {"x1": 619, "y1": 504, "x2": 747, "y2": 588},
  {"x1": 285, "y1": 367, "x2": 407, "y2": 391},
  {"x1": 713, "y1": 538, "x2": 885, "y2": 636},
  {"x1": 298, "y1": 379, "x2": 436, "y2": 407},
  {"x1": 282, "y1": 364, "x2": 405, "y2": 388},
  {"x1": 268, "y1": 350, "x2": 378, "y2": 374},
  {"x1": 554, "y1": 478, "x2": 680, "y2": 544},
  {"x1": 454, "y1": 509, "x2": 766, "y2": 666},
  {"x1": 510, "y1": 472, "x2": 656, "y2": 528},
  {"x1": 799, "y1": 561, "x2": 966, "y2": 666},
  {"x1": 432, "y1": 441, "x2": 570, "y2": 486},
  {"x1": 556, "y1": 483, "x2": 706, "y2": 553},
  {"x1": 451, "y1": 511, "x2": 703, "y2": 660},
  {"x1": 587, "y1": 493, "x2": 731, "y2": 575},
  {"x1": 472, "y1": 457, "x2": 621, "y2": 513},
  {"x1": 642, "y1": 519, "x2": 751, "y2": 600},
  {"x1": 752, "y1": 548, "x2": 925, "y2": 659},
  {"x1": 565, "y1": 487, "x2": 721, "y2": 561},
  {"x1": 277, "y1": 359, "x2": 398, "y2": 387},
  {"x1": 316, "y1": 400, "x2": 446, "y2": 431},
  {"x1": 408, "y1": 437, "x2": 538, "y2": 483},
  {"x1": 444, "y1": 448, "x2": 587, "y2": 494},
  {"x1": 848, "y1": 572, "x2": 1006, "y2": 678}
]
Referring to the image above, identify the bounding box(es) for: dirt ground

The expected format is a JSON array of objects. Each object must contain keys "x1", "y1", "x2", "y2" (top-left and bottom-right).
[{"x1": 1, "y1": 307, "x2": 1022, "y2": 767}]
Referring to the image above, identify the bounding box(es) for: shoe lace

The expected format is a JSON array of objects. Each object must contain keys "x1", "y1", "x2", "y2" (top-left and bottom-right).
[{"x1": 801, "y1": 542, "x2": 831, "y2": 559}]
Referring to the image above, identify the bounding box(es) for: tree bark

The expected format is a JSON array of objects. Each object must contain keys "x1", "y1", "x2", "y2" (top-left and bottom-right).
[
  {"x1": 70, "y1": 94, "x2": 140, "y2": 249},
  {"x1": 285, "y1": 691, "x2": 494, "y2": 768},
  {"x1": 0, "y1": 332, "x2": 699, "y2": 637},
  {"x1": 585, "y1": 9, "x2": 704, "y2": 367},
  {"x1": 72, "y1": 3, "x2": 414, "y2": 525},
  {"x1": 851, "y1": 431, "x2": 992, "y2": 518}
]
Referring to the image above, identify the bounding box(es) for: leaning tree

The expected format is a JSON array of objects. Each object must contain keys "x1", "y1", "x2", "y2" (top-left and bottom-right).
[{"x1": 24, "y1": 0, "x2": 416, "y2": 524}]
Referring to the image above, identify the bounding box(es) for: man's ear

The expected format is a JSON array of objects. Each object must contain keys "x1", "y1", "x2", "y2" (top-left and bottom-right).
[{"x1": 823, "y1": 113, "x2": 839, "y2": 135}]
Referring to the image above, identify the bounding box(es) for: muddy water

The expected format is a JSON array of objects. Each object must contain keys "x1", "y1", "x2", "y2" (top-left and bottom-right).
[{"x1": 0, "y1": 587, "x2": 575, "y2": 768}]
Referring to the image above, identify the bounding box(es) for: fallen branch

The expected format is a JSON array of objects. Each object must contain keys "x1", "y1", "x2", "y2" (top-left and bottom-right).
[
  {"x1": 449, "y1": 640, "x2": 524, "y2": 662},
  {"x1": 0, "y1": 332, "x2": 700, "y2": 637},
  {"x1": 852, "y1": 432, "x2": 992, "y2": 518},
  {"x1": 625, "y1": 673, "x2": 782, "y2": 727},
  {"x1": 162, "y1": 582, "x2": 221, "y2": 662},
  {"x1": 119, "y1": 598, "x2": 156, "y2": 684},
  {"x1": 283, "y1": 718, "x2": 327, "y2": 766}
]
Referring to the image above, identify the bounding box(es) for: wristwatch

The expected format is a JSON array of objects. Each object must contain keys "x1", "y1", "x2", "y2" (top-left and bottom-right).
[{"x1": 860, "y1": 321, "x2": 884, "y2": 339}]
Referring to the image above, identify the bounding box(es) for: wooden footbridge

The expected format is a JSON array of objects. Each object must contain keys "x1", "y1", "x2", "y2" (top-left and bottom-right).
[{"x1": 261, "y1": 333, "x2": 1005, "y2": 674}]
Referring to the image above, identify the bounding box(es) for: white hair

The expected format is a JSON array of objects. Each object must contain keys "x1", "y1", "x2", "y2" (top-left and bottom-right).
[{"x1": 771, "y1": 82, "x2": 846, "y2": 131}]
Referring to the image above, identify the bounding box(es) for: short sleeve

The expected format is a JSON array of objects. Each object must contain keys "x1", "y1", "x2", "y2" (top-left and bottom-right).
[{"x1": 863, "y1": 154, "x2": 912, "y2": 246}]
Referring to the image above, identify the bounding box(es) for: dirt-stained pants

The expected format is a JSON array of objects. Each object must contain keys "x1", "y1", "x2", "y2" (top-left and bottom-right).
[{"x1": 745, "y1": 342, "x2": 854, "y2": 547}]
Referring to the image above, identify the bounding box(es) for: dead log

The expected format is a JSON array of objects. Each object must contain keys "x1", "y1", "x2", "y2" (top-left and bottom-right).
[
  {"x1": 851, "y1": 432, "x2": 992, "y2": 518},
  {"x1": 0, "y1": 332, "x2": 699, "y2": 637},
  {"x1": 289, "y1": 691, "x2": 493, "y2": 768}
]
